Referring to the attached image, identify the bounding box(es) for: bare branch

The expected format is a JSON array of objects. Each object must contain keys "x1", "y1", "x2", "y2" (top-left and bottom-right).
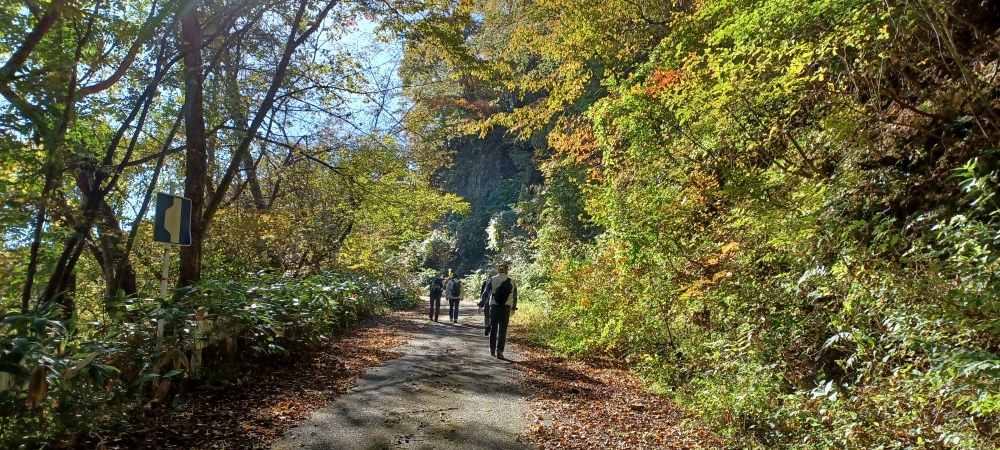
[
  {"x1": 123, "y1": 145, "x2": 187, "y2": 167},
  {"x1": 202, "y1": 0, "x2": 342, "y2": 230}
]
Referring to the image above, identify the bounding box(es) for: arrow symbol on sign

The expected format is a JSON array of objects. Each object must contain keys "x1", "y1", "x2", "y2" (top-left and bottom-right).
[{"x1": 164, "y1": 197, "x2": 182, "y2": 244}]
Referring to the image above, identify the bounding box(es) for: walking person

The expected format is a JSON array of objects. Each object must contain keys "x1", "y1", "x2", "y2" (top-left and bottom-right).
[
  {"x1": 445, "y1": 273, "x2": 462, "y2": 322},
  {"x1": 483, "y1": 264, "x2": 517, "y2": 359},
  {"x1": 428, "y1": 273, "x2": 444, "y2": 322},
  {"x1": 477, "y1": 268, "x2": 498, "y2": 335}
]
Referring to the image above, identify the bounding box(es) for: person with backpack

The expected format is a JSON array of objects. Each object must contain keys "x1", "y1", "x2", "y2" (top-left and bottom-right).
[
  {"x1": 482, "y1": 263, "x2": 517, "y2": 359},
  {"x1": 445, "y1": 273, "x2": 463, "y2": 322},
  {"x1": 428, "y1": 273, "x2": 445, "y2": 322},
  {"x1": 477, "y1": 268, "x2": 499, "y2": 334}
]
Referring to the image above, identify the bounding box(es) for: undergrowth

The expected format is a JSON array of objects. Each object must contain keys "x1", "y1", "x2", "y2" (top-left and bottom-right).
[{"x1": 0, "y1": 272, "x2": 418, "y2": 448}]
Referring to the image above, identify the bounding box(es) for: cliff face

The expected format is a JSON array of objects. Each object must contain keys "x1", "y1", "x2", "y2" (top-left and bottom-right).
[{"x1": 433, "y1": 126, "x2": 539, "y2": 274}]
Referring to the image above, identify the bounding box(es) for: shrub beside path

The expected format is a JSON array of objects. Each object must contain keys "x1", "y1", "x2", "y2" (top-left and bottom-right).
[{"x1": 273, "y1": 299, "x2": 534, "y2": 450}]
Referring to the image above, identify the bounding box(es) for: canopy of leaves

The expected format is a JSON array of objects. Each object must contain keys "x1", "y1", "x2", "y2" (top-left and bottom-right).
[
  {"x1": 0, "y1": 0, "x2": 462, "y2": 444},
  {"x1": 401, "y1": 0, "x2": 1000, "y2": 447}
]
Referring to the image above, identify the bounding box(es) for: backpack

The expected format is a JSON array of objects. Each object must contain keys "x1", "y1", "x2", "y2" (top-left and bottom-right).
[
  {"x1": 491, "y1": 278, "x2": 514, "y2": 306},
  {"x1": 429, "y1": 278, "x2": 444, "y2": 294},
  {"x1": 446, "y1": 279, "x2": 462, "y2": 297}
]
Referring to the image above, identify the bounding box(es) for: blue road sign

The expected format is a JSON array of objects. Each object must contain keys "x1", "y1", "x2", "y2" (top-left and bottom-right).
[{"x1": 153, "y1": 193, "x2": 192, "y2": 246}]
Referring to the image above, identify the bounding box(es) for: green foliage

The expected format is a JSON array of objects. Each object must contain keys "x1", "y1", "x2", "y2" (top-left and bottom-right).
[
  {"x1": 206, "y1": 135, "x2": 465, "y2": 279},
  {"x1": 0, "y1": 304, "x2": 117, "y2": 446},
  {"x1": 0, "y1": 272, "x2": 417, "y2": 447},
  {"x1": 1, "y1": 0, "x2": 457, "y2": 446},
  {"x1": 402, "y1": 0, "x2": 1000, "y2": 447}
]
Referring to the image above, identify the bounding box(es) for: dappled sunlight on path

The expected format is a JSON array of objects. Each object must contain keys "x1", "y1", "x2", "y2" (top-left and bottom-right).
[{"x1": 273, "y1": 299, "x2": 534, "y2": 449}]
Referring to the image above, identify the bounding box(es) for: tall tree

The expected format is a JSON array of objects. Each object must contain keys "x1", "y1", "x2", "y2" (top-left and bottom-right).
[
  {"x1": 178, "y1": 0, "x2": 209, "y2": 286},
  {"x1": 0, "y1": 0, "x2": 169, "y2": 310},
  {"x1": 176, "y1": 0, "x2": 343, "y2": 285}
]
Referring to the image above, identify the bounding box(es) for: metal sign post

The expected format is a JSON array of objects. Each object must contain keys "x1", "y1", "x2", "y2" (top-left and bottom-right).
[
  {"x1": 153, "y1": 191, "x2": 192, "y2": 338},
  {"x1": 160, "y1": 246, "x2": 171, "y2": 299},
  {"x1": 152, "y1": 190, "x2": 212, "y2": 378}
]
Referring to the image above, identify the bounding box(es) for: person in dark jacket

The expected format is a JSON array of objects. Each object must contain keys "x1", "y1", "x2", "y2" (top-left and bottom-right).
[
  {"x1": 481, "y1": 264, "x2": 517, "y2": 359},
  {"x1": 477, "y1": 268, "x2": 499, "y2": 335},
  {"x1": 428, "y1": 273, "x2": 445, "y2": 322}
]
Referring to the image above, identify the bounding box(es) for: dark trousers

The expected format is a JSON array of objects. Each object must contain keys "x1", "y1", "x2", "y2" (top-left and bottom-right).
[
  {"x1": 482, "y1": 304, "x2": 491, "y2": 333},
  {"x1": 489, "y1": 305, "x2": 512, "y2": 352},
  {"x1": 448, "y1": 299, "x2": 460, "y2": 321},
  {"x1": 429, "y1": 295, "x2": 442, "y2": 321}
]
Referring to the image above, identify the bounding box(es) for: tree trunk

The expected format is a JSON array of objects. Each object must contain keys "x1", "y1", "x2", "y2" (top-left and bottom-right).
[
  {"x1": 116, "y1": 113, "x2": 180, "y2": 295},
  {"x1": 42, "y1": 36, "x2": 165, "y2": 306},
  {"x1": 224, "y1": 47, "x2": 268, "y2": 210},
  {"x1": 96, "y1": 207, "x2": 139, "y2": 297},
  {"x1": 63, "y1": 270, "x2": 76, "y2": 321},
  {"x1": 73, "y1": 172, "x2": 140, "y2": 298},
  {"x1": 242, "y1": 150, "x2": 267, "y2": 209},
  {"x1": 199, "y1": 0, "x2": 340, "y2": 230},
  {"x1": 179, "y1": 2, "x2": 208, "y2": 287},
  {"x1": 21, "y1": 160, "x2": 57, "y2": 311}
]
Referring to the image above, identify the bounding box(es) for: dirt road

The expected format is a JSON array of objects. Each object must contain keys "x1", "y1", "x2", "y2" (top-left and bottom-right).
[{"x1": 273, "y1": 300, "x2": 534, "y2": 450}]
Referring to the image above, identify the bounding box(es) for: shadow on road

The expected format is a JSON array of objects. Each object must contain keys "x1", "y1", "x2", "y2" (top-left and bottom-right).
[{"x1": 273, "y1": 301, "x2": 534, "y2": 450}]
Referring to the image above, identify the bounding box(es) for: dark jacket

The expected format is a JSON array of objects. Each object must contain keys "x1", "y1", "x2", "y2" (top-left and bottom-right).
[
  {"x1": 478, "y1": 278, "x2": 491, "y2": 307},
  {"x1": 429, "y1": 277, "x2": 444, "y2": 296}
]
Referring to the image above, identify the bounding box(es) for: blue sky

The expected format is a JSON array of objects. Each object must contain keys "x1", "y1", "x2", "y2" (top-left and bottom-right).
[{"x1": 0, "y1": 12, "x2": 410, "y2": 247}]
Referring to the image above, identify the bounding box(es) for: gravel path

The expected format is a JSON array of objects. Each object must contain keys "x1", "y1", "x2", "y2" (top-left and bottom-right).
[{"x1": 273, "y1": 299, "x2": 535, "y2": 450}]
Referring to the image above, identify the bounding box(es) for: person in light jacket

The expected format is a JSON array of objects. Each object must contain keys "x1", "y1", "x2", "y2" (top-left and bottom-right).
[
  {"x1": 482, "y1": 264, "x2": 517, "y2": 359},
  {"x1": 445, "y1": 273, "x2": 462, "y2": 322}
]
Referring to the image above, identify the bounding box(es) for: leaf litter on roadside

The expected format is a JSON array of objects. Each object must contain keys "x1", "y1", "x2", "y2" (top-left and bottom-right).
[
  {"x1": 511, "y1": 342, "x2": 722, "y2": 449},
  {"x1": 82, "y1": 312, "x2": 415, "y2": 449}
]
